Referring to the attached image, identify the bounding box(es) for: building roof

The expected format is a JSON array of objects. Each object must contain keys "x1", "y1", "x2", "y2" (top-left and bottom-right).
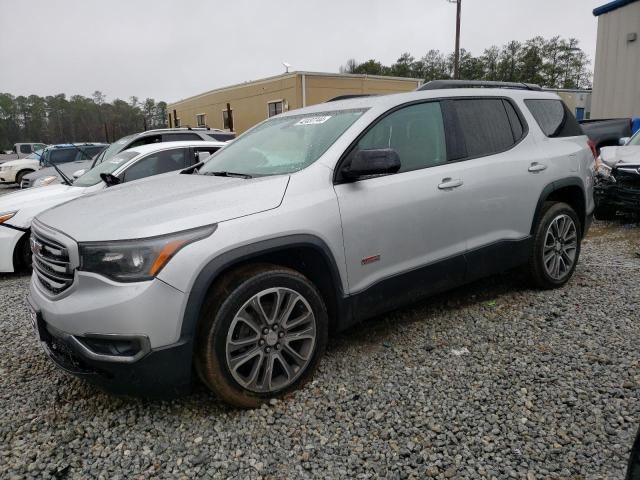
[
  {"x1": 593, "y1": 0, "x2": 640, "y2": 16},
  {"x1": 168, "y1": 71, "x2": 422, "y2": 107}
]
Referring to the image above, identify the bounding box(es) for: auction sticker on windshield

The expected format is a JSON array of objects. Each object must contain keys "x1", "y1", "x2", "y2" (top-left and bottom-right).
[{"x1": 295, "y1": 116, "x2": 332, "y2": 126}]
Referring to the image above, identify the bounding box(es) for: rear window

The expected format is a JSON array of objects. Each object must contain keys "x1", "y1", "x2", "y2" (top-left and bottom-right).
[
  {"x1": 453, "y1": 98, "x2": 517, "y2": 158},
  {"x1": 524, "y1": 99, "x2": 583, "y2": 138},
  {"x1": 48, "y1": 149, "x2": 77, "y2": 164},
  {"x1": 207, "y1": 132, "x2": 235, "y2": 142}
]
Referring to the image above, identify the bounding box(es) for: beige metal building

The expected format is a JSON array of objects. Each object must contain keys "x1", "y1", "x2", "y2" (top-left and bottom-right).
[
  {"x1": 167, "y1": 72, "x2": 422, "y2": 134},
  {"x1": 591, "y1": 0, "x2": 640, "y2": 117}
]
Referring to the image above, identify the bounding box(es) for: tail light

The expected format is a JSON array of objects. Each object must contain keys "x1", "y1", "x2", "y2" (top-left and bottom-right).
[{"x1": 587, "y1": 139, "x2": 598, "y2": 161}]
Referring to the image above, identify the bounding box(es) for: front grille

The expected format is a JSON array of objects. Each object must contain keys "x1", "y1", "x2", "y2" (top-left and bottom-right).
[{"x1": 31, "y1": 230, "x2": 74, "y2": 294}]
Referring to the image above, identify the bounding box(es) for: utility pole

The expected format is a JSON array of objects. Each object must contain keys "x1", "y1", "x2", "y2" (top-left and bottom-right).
[{"x1": 448, "y1": 0, "x2": 462, "y2": 79}]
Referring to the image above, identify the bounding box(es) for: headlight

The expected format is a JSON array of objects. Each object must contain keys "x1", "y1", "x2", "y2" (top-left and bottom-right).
[
  {"x1": 34, "y1": 176, "x2": 59, "y2": 187},
  {"x1": 78, "y1": 225, "x2": 216, "y2": 282},
  {"x1": 0, "y1": 211, "x2": 17, "y2": 223}
]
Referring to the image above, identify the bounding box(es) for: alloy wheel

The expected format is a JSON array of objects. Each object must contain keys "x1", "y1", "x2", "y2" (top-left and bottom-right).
[
  {"x1": 225, "y1": 287, "x2": 316, "y2": 393},
  {"x1": 543, "y1": 214, "x2": 578, "y2": 280}
]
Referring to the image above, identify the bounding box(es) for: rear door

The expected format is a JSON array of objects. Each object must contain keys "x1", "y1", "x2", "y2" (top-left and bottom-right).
[
  {"x1": 447, "y1": 97, "x2": 555, "y2": 279},
  {"x1": 334, "y1": 101, "x2": 468, "y2": 317}
]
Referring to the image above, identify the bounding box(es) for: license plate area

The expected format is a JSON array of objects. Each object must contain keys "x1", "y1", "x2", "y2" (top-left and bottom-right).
[{"x1": 27, "y1": 304, "x2": 44, "y2": 341}]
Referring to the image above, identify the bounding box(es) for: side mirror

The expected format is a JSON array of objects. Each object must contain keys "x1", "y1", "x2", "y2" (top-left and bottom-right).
[
  {"x1": 196, "y1": 151, "x2": 211, "y2": 163},
  {"x1": 619, "y1": 137, "x2": 630, "y2": 146},
  {"x1": 341, "y1": 148, "x2": 401, "y2": 181},
  {"x1": 72, "y1": 169, "x2": 86, "y2": 179},
  {"x1": 100, "y1": 172, "x2": 121, "y2": 187}
]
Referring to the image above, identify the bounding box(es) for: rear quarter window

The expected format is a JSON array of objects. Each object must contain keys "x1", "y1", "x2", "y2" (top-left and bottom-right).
[{"x1": 524, "y1": 99, "x2": 583, "y2": 138}]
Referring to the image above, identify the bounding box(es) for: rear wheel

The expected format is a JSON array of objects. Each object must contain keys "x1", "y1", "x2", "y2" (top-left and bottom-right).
[
  {"x1": 528, "y1": 202, "x2": 581, "y2": 289},
  {"x1": 195, "y1": 265, "x2": 328, "y2": 408}
]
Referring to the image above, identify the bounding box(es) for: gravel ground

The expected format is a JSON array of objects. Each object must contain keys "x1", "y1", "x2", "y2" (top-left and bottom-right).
[{"x1": 1, "y1": 182, "x2": 639, "y2": 479}]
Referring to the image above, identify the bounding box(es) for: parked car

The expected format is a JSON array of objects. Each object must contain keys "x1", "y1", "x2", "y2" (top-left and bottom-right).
[
  {"x1": 20, "y1": 143, "x2": 109, "y2": 189},
  {"x1": 594, "y1": 129, "x2": 640, "y2": 219},
  {"x1": 580, "y1": 118, "x2": 633, "y2": 152},
  {"x1": 21, "y1": 128, "x2": 234, "y2": 188},
  {"x1": 0, "y1": 141, "x2": 226, "y2": 273},
  {"x1": 0, "y1": 149, "x2": 45, "y2": 185},
  {"x1": 27, "y1": 81, "x2": 594, "y2": 407},
  {"x1": 0, "y1": 142, "x2": 48, "y2": 164}
]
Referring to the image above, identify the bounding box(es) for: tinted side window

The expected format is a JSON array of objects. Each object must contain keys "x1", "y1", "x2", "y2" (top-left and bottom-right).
[
  {"x1": 20, "y1": 144, "x2": 32, "y2": 154},
  {"x1": 502, "y1": 100, "x2": 524, "y2": 141},
  {"x1": 85, "y1": 146, "x2": 106, "y2": 158},
  {"x1": 162, "y1": 133, "x2": 202, "y2": 141},
  {"x1": 207, "y1": 132, "x2": 235, "y2": 141},
  {"x1": 525, "y1": 99, "x2": 583, "y2": 138},
  {"x1": 49, "y1": 149, "x2": 78, "y2": 164},
  {"x1": 123, "y1": 148, "x2": 187, "y2": 182},
  {"x1": 454, "y1": 99, "x2": 515, "y2": 158},
  {"x1": 128, "y1": 135, "x2": 162, "y2": 149},
  {"x1": 355, "y1": 102, "x2": 447, "y2": 173}
]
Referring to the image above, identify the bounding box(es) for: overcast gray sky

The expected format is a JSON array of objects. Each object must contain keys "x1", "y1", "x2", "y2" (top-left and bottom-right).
[{"x1": 0, "y1": 0, "x2": 605, "y2": 103}]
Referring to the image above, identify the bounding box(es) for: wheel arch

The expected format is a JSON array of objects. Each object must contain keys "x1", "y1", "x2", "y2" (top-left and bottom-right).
[
  {"x1": 180, "y1": 234, "x2": 349, "y2": 345},
  {"x1": 530, "y1": 177, "x2": 587, "y2": 237}
]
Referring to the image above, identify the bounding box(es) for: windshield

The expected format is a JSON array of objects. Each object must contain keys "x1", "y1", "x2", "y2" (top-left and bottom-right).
[
  {"x1": 628, "y1": 130, "x2": 640, "y2": 146},
  {"x1": 73, "y1": 151, "x2": 138, "y2": 187},
  {"x1": 25, "y1": 149, "x2": 43, "y2": 160},
  {"x1": 98, "y1": 134, "x2": 136, "y2": 163},
  {"x1": 199, "y1": 109, "x2": 366, "y2": 177}
]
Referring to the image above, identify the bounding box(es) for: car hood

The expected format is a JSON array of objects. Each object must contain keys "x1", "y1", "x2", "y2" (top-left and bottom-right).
[
  {"x1": 599, "y1": 146, "x2": 640, "y2": 168},
  {"x1": 1, "y1": 158, "x2": 36, "y2": 168},
  {"x1": 0, "y1": 184, "x2": 86, "y2": 228},
  {"x1": 25, "y1": 160, "x2": 92, "y2": 180},
  {"x1": 36, "y1": 173, "x2": 291, "y2": 241}
]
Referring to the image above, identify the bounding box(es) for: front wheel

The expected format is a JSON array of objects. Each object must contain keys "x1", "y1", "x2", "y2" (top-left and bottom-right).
[
  {"x1": 528, "y1": 202, "x2": 581, "y2": 289},
  {"x1": 195, "y1": 265, "x2": 328, "y2": 408}
]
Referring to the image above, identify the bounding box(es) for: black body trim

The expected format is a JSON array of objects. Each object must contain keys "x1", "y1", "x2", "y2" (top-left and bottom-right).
[
  {"x1": 418, "y1": 80, "x2": 542, "y2": 91},
  {"x1": 180, "y1": 234, "x2": 348, "y2": 338},
  {"x1": 0, "y1": 222, "x2": 29, "y2": 233},
  {"x1": 530, "y1": 177, "x2": 587, "y2": 236},
  {"x1": 348, "y1": 237, "x2": 532, "y2": 323}
]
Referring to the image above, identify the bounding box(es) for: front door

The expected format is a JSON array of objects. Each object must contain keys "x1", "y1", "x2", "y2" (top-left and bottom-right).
[{"x1": 334, "y1": 101, "x2": 468, "y2": 319}]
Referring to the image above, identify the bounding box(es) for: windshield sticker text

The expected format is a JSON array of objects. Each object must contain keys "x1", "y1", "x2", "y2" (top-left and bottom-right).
[{"x1": 295, "y1": 116, "x2": 332, "y2": 126}]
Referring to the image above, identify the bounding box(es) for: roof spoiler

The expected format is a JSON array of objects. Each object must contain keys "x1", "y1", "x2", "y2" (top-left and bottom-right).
[{"x1": 418, "y1": 80, "x2": 542, "y2": 91}]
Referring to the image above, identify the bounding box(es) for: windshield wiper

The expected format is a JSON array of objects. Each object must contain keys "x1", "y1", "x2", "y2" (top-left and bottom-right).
[
  {"x1": 202, "y1": 171, "x2": 253, "y2": 179},
  {"x1": 52, "y1": 163, "x2": 73, "y2": 186}
]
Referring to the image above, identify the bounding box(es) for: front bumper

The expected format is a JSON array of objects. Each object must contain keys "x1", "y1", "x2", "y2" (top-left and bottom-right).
[
  {"x1": 0, "y1": 224, "x2": 25, "y2": 272},
  {"x1": 28, "y1": 272, "x2": 195, "y2": 397},
  {"x1": 595, "y1": 170, "x2": 640, "y2": 214},
  {"x1": 31, "y1": 307, "x2": 192, "y2": 397}
]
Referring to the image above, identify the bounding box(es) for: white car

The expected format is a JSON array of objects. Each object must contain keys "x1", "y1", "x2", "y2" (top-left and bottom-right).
[
  {"x1": 0, "y1": 149, "x2": 44, "y2": 184},
  {"x1": 0, "y1": 140, "x2": 226, "y2": 272}
]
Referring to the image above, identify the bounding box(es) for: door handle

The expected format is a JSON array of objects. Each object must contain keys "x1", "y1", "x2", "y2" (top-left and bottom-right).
[
  {"x1": 438, "y1": 178, "x2": 463, "y2": 190},
  {"x1": 528, "y1": 162, "x2": 547, "y2": 173}
]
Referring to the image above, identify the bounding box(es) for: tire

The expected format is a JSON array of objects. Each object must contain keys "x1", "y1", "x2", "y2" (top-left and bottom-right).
[
  {"x1": 528, "y1": 202, "x2": 581, "y2": 289},
  {"x1": 13, "y1": 232, "x2": 32, "y2": 272},
  {"x1": 15, "y1": 170, "x2": 33, "y2": 186},
  {"x1": 195, "y1": 264, "x2": 328, "y2": 408},
  {"x1": 594, "y1": 204, "x2": 617, "y2": 221}
]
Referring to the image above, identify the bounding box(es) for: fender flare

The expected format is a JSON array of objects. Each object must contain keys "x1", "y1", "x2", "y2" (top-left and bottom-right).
[
  {"x1": 179, "y1": 234, "x2": 348, "y2": 341},
  {"x1": 530, "y1": 176, "x2": 586, "y2": 235}
]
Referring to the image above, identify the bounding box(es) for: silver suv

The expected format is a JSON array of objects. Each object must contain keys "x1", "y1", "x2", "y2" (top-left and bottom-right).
[{"x1": 27, "y1": 82, "x2": 595, "y2": 407}]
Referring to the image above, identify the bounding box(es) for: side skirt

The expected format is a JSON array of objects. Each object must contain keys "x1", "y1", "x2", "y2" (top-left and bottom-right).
[{"x1": 339, "y1": 237, "x2": 531, "y2": 331}]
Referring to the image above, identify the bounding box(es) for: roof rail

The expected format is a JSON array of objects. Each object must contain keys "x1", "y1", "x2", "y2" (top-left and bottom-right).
[
  {"x1": 326, "y1": 94, "x2": 375, "y2": 102},
  {"x1": 418, "y1": 80, "x2": 543, "y2": 91}
]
